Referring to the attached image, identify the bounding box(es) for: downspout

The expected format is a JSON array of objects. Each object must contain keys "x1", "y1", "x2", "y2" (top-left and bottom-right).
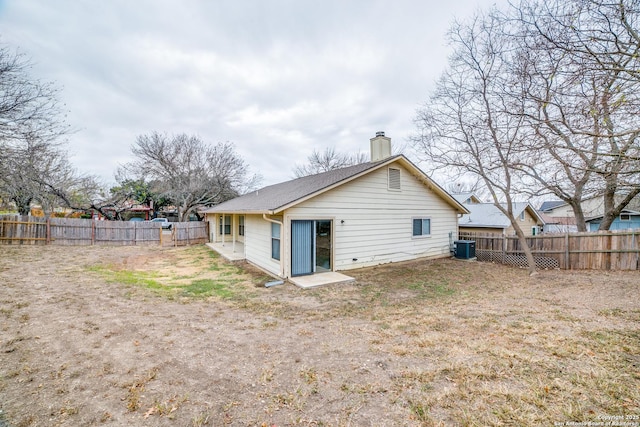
[{"x1": 263, "y1": 213, "x2": 285, "y2": 278}]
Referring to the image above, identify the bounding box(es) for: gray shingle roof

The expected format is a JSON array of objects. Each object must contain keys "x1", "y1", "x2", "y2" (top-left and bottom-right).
[
  {"x1": 203, "y1": 156, "x2": 403, "y2": 214},
  {"x1": 452, "y1": 192, "x2": 475, "y2": 204},
  {"x1": 539, "y1": 200, "x2": 566, "y2": 212},
  {"x1": 459, "y1": 202, "x2": 533, "y2": 228}
]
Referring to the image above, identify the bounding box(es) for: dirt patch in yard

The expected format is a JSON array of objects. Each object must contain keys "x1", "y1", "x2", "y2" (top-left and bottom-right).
[{"x1": 0, "y1": 245, "x2": 638, "y2": 426}]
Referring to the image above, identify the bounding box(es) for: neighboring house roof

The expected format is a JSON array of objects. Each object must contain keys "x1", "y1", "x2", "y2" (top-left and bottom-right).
[
  {"x1": 202, "y1": 155, "x2": 469, "y2": 215},
  {"x1": 452, "y1": 192, "x2": 482, "y2": 204},
  {"x1": 539, "y1": 200, "x2": 566, "y2": 212},
  {"x1": 538, "y1": 212, "x2": 576, "y2": 225},
  {"x1": 459, "y1": 202, "x2": 545, "y2": 229},
  {"x1": 585, "y1": 209, "x2": 640, "y2": 222},
  {"x1": 540, "y1": 193, "x2": 640, "y2": 214}
]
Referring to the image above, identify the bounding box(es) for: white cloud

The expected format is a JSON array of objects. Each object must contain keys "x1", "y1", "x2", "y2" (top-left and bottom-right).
[{"x1": 0, "y1": 0, "x2": 507, "y2": 187}]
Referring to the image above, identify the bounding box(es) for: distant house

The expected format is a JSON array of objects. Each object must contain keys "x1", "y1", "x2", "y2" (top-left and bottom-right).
[
  {"x1": 451, "y1": 192, "x2": 483, "y2": 205},
  {"x1": 538, "y1": 200, "x2": 566, "y2": 213},
  {"x1": 586, "y1": 210, "x2": 640, "y2": 231},
  {"x1": 99, "y1": 202, "x2": 152, "y2": 221},
  {"x1": 539, "y1": 194, "x2": 640, "y2": 232},
  {"x1": 453, "y1": 194, "x2": 545, "y2": 236},
  {"x1": 202, "y1": 132, "x2": 468, "y2": 284}
]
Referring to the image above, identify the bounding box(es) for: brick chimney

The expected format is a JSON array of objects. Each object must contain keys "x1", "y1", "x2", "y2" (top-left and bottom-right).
[{"x1": 370, "y1": 131, "x2": 392, "y2": 162}]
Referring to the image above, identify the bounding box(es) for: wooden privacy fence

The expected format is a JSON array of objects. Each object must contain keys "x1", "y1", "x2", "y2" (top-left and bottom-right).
[
  {"x1": 459, "y1": 231, "x2": 640, "y2": 271},
  {"x1": 0, "y1": 215, "x2": 208, "y2": 246}
]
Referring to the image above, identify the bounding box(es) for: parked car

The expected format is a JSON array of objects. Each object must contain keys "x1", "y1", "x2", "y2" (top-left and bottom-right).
[
  {"x1": 128, "y1": 217, "x2": 144, "y2": 222},
  {"x1": 150, "y1": 218, "x2": 172, "y2": 229}
]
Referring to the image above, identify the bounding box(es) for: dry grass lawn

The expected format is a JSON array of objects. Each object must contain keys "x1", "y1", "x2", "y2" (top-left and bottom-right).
[{"x1": 0, "y1": 244, "x2": 638, "y2": 426}]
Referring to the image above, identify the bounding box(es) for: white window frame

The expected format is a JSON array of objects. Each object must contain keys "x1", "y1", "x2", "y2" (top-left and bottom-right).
[
  {"x1": 238, "y1": 215, "x2": 245, "y2": 236},
  {"x1": 620, "y1": 213, "x2": 631, "y2": 221},
  {"x1": 412, "y1": 217, "x2": 431, "y2": 238},
  {"x1": 271, "y1": 222, "x2": 281, "y2": 260},
  {"x1": 219, "y1": 215, "x2": 231, "y2": 235}
]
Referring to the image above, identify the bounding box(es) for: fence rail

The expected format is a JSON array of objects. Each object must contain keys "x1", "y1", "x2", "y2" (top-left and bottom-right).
[
  {"x1": 459, "y1": 231, "x2": 640, "y2": 270},
  {"x1": 0, "y1": 215, "x2": 208, "y2": 246}
]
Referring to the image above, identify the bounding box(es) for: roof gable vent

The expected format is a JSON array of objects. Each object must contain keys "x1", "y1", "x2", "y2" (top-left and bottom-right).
[{"x1": 388, "y1": 167, "x2": 401, "y2": 190}]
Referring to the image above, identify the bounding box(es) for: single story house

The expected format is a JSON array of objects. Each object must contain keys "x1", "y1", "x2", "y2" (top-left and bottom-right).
[
  {"x1": 453, "y1": 193, "x2": 545, "y2": 236},
  {"x1": 586, "y1": 209, "x2": 640, "y2": 231},
  {"x1": 202, "y1": 132, "x2": 468, "y2": 283},
  {"x1": 538, "y1": 200, "x2": 579, "y2": 233},
  {"x1": 537, "y1": 213, "x2": 578, "y2": 234},
  {"x1": 539, "y1": 195, "x2": 640, "y2": 232}
]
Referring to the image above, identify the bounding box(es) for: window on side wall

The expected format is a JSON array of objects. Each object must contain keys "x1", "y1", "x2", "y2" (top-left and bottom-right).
[
  {"x1": 271, "y1": 222, "x2": 281, "y2": 260},
  {"x1": 412, "y1": 218, "x2": 431, "y2": 237},
  {"x1": 219, "y1": 215, "x2": 231, "y2": 235},
  {"x1": 238, "y1": 216, "x2": 245, "y2": 236}
]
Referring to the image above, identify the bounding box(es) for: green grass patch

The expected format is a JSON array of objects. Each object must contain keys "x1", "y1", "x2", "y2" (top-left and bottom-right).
[
  {"x1": 181, "y1": 279, "x2": 236, "y2": 298},
  {"x1": 86, "y1": 247, "x2": 248, "y2": 300},
  {"x1": 87, "y1": 266, "x2": 165, "y2": 290},
  {"x1": 89, "y1": 265, "x2": 242, "y2": 299},
  {"x1": 406, "y1": 279, "x2": 455, "y2": 298}
]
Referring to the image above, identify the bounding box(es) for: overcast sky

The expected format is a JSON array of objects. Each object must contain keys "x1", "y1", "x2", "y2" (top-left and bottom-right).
[{"x1": 0, "y1": 0, "x2": 504, "y2": 188}]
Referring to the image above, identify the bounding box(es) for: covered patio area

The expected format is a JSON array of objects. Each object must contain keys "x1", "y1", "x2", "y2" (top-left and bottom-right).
[{"x1": 205, "y1": 241, "x2": 245, "y2": 262}]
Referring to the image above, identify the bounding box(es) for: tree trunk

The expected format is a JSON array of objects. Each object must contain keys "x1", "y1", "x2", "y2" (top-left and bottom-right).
[
  {"x1": 571, "y1": 202, "x2": 588, "y2": 232},
  {"x1": 598, "y1": 184, "x2": 640, "y2": 231},
  {"x1": 15, "y1": 197, "x2": 32, "y2": 216},
  {"x1": 178, "y1": 204, "x2": 189, "y2": 223},
  {"x1": 510, "y1": 219, "x2": 537, "y2": 275}
]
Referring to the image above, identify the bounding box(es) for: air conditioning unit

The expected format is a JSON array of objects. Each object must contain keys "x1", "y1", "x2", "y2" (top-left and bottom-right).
[{"x1": 454, "y1": 240, "x2": 476, "y2": 260}]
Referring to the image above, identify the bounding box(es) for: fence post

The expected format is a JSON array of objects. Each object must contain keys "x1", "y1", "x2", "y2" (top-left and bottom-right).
[
  {"x1": 91, "y1": 220, "x2": 96, "y2": 245},
  {"x1": 564, "y1": 232, "x2": 570, "y2": 270},
  {"x1": 502, "y1": 234, "x2": 506, "y2": 263},
  {"x1": 46, "y1": 218, "x2": 51, "y2": 245},
  {"x1": 634, "y1": 231, "x2": 638, "y2": 270}
]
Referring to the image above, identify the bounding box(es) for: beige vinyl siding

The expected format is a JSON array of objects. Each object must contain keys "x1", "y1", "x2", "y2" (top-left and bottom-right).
[
  {"x1": 284, "y1": 162, "x2": 459, "y2": 271},
  {"x1": 547, "y1": 204, "x2": 574, "y2": 218},
  {"x1": 244, "y1": 214, "x2": 281, "y2": 276},
  {"x1": 505, "y1": 209, "x2": 540, "y2": 236},
  {"x1": 547, "y1": 197, "x2": 604, "y2": 218}
]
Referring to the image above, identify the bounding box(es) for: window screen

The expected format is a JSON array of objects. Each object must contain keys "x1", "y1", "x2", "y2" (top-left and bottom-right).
[{"x1": 412, "y1": 218, "x2": 431, "y2": 236}]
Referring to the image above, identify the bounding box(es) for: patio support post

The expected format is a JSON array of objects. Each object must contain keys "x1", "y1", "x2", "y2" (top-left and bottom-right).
[
  {"x1": 221, "y1": 214, "x2": 226, "y2": 246},
  {"x1": 232, "y1": 215, "x2": 236, "y2": 253}
]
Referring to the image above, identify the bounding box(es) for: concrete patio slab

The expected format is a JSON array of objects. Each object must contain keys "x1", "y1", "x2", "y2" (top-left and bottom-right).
[
  {"x1": 206, "y1": 242, "x2": 245, "y2": 262},
  {"x1": 289, "y1": 272, "x2": 355, "y2": 289}
]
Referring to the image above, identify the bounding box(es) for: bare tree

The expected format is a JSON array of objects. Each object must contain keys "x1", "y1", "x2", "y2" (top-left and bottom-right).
[
  {"x1": 0, "y1": 137, "x2": 100, "y2": 216},
  {"x1": 413, "y1": 9, "x2": 539, "y2": 274},
  {"x1": 124, "y1": 132, "x2": 260, "y2": 221},
  {"x1": 513, "y1": 0, "x2": 640, "y2": 230},
  {"x1": 0, "y1": 44, "x2": 68, "y2": 149},
  {"x1": 0, "y1": 42, "x2": 79, "y2": 215},
  {"x1": 292, "y1": 147, "x2": 368, "y2": 178},
  {"x1": 415, "y1": 0, "x2": 640, "y2": 251}
]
